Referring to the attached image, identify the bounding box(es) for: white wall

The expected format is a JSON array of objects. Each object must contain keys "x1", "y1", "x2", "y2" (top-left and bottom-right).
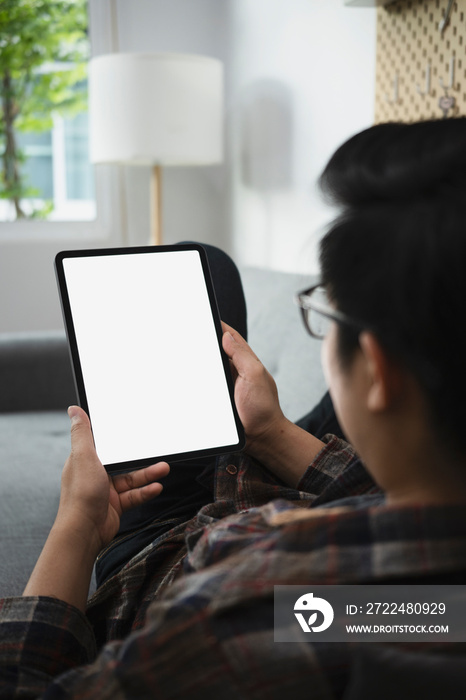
[
  {"x1": 228, "y1": 0, "x2": 377, "y2": 273},
  {"x1": 0, "y1": 0, "x2": 376, "y2": 332}
]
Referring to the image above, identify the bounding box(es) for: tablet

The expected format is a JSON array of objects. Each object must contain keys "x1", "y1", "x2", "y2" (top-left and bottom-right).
[{"x1": 55, "y1": 244, "x2": 245, "y2": 474}]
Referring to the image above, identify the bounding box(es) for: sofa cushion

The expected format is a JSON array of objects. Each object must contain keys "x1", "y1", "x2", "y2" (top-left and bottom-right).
[
  {"x1": 241, "y1": 266, "x2": 327, "y2": 422},
  {"x1": 0, "y1": 411, "x2": 69, "y2": 596}
]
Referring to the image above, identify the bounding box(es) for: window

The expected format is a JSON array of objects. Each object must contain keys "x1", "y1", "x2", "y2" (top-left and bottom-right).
[
  {"x1": 6, "y1": 99, "x2": 96, "y2": 222},
  {"x1": 0, "y1": 0, "x2": 94, "y2": 223}
]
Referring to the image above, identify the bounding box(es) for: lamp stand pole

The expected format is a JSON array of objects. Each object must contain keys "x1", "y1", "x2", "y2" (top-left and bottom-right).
[{"x1": 150, "y1": 164, "x2": 163, "y2": 245}]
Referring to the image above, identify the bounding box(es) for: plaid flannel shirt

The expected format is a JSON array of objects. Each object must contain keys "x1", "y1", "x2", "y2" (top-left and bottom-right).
[{"x1": 2, "y1": 435, "x2": 466, "y2": 699}]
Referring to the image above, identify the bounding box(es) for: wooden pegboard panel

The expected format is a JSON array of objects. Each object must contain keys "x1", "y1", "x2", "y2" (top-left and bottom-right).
[{"x1": 375, "y1": 0, "x2": 466, "y2": 123}]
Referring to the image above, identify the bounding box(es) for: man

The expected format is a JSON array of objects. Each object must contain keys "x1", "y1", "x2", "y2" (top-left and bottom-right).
[{"x1": 1, "y1": 119, "x2": 466, "y2": 698}]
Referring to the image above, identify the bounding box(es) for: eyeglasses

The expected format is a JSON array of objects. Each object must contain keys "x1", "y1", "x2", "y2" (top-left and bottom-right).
[{"x1": 294, "y1": 284, "x2": 366, "y2": 340}]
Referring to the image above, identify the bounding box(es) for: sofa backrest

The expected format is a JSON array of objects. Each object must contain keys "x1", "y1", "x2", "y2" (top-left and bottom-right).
[
  {"x1": 241, "y1": 266, "x2": 327, "y2": 422},
  {"x1": 0, "y1": 332, "x2": 76, "y2": 412}
]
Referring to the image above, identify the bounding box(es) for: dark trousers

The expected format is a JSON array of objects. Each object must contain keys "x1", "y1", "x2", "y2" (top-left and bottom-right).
[{"x1": 95, "y1": 243, "x2": 343, "y2": 586}]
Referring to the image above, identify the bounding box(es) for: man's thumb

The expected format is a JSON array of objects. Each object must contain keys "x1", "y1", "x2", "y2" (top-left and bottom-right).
[
  {"x1": 68, "y1": 405, "x2": 85, "y2": 424},
  {"x1": 67, "y1": 406, "x2": 93, "y2": 447}
]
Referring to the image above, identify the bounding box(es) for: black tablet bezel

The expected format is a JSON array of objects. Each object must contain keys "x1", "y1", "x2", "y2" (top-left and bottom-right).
[{"x1": 55, "y1": 243, "x2": 245, "y2": 474}]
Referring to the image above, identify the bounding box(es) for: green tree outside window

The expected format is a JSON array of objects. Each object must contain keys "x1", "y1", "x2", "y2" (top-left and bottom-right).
[{"x1": 0, "y1": 0, "x2": 89, "y2": 220}]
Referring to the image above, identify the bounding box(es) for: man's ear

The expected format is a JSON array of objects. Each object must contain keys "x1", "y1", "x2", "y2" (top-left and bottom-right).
[{"x1": 358, "y1": 331, "x2": 404, "y2": 412}]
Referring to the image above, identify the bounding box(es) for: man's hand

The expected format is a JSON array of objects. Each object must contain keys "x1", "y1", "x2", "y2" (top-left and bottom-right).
[
  {"x1": 221, "y1": 322, "x2": 287, "y2": 456},
  {"x1": 57, "y1": 406, "x2": 170, "y2": 553},
  {"x1": 222, "y1": 322, "x2": 325, "y2": 486},
  {"x1": 23, "y1": 406, "x2": 169, "y2": 611}
]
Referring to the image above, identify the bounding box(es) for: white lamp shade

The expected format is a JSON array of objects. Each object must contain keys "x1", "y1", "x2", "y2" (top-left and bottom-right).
[{"x1": 89, "y1": 52, "x2": 223, "y2": 166}]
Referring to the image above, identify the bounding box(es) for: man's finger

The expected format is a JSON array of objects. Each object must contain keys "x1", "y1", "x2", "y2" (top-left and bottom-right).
[
  {"x1": 119, "y1": 481, "x2": 164, "y2": 512},
  {"x1": 68, "y1": 405, "x2": 96, "y2": 454},
  {"x1": 221, "y1": 322, "x2": 250, "y2": 348},
  {"x1": 222, "y1": 325, "x2": 262, "y2": 378},
  {"x1": 222, "y1": 322, "x2": 262, "y2": 360},
  {"x1": 113, "y1": 462, "x2": 170, "y2": 494}
]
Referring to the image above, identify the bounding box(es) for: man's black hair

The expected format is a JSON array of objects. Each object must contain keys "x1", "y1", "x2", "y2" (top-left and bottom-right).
[{"x1": 318, "y1": 118, "x2": 466, "y2": 456}]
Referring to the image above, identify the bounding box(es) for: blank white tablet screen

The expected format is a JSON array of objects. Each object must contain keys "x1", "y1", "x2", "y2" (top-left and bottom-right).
[{"x1": 62, "y1": 249, "x2": 239, "y2": 466}]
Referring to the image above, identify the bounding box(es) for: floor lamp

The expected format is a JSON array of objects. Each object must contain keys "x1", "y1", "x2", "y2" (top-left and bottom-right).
[{"x1": 88, "y1": 52, "x2": 223, "y2": 245}]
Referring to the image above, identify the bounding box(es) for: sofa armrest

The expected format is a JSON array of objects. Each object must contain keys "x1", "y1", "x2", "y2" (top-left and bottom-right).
[{"x1": 0, "y1": 332, "x2": 76, "y2": 412}]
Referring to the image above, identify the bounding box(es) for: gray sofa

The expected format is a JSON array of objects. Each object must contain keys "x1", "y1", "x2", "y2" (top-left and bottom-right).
[{"x1": 0, "y1": 266, "x2": 326, "y2": 597}]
